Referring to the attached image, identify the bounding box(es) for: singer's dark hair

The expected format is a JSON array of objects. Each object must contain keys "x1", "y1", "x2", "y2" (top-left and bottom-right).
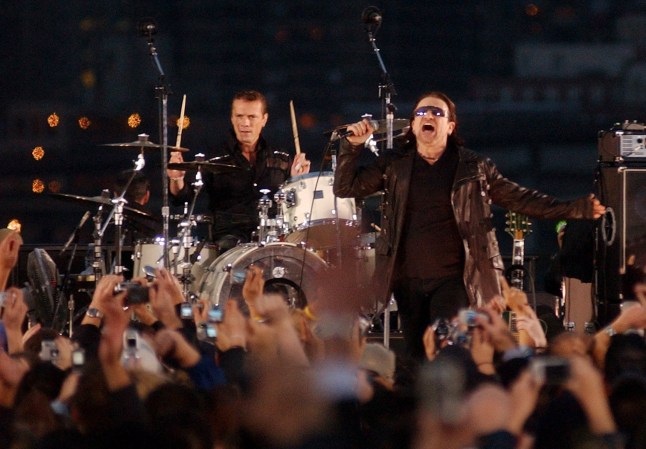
[
  {"x1": 405, "y1": 91, "x2": 464, "y2": 147},
  {"x1": 232, "y1": 90, "x2": 268, "y2": 114}
]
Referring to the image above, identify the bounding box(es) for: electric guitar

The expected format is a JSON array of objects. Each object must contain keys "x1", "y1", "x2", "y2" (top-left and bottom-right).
[
  {"x1": 505, "y1": 211, "x2": 531, "y2": 291},
  {"x1": 504, "y1": 211, "x2": 532, "y2": 343}
]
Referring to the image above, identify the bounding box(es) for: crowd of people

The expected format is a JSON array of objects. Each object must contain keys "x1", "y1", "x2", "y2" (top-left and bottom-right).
[
  {"x1": 1, "y1": 88, "x2": 645, "y2": 449},
  {"x1": 1, "y1": 222, "x2": 646, "y2": 449}
]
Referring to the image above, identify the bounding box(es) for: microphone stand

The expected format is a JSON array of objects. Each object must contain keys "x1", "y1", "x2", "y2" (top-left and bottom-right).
[
  {"x1": 363, "y1": 13, "x2": 398, "y2": 347},
  {"x1": 141, "y1": 20, "x2": 172, "y2": 270}
]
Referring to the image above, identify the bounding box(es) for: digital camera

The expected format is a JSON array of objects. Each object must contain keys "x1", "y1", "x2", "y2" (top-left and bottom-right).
[
  {"x1": 39, "y1": 340, "x2": 59, "y2": 362},
  {"x1": 114, "y1": 282, "x2": 150, "y2": 305}
]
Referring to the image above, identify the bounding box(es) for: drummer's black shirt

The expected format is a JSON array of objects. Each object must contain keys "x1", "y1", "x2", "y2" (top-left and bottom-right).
[{"x1": 172, "y1": 131, "x2": 291, "y2": 241}]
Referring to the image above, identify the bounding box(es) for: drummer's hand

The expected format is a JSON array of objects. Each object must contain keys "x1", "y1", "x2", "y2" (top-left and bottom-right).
[
  {"x1": 345, "y1": 118, "x2": 376, "y2": 146},
  {"x1": 167, "y1": 152, "x2": 185, "y2": 183},
  {"x1": 290, "y1": 153, "x2": 311, "y2": 177}
]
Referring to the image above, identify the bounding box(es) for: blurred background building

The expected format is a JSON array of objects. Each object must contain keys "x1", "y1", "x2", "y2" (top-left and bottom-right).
[{"x1": 1, "y1": 0, "x2": 646, "y2": 290}]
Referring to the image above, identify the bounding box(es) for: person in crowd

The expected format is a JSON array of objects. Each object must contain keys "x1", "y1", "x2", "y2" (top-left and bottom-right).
[
  {"x1": 167, "y1": 90, "x2": 311, "y2": 252},
  {"x1": 333, "y1": 90, "x2": 606, "y2": 359}
]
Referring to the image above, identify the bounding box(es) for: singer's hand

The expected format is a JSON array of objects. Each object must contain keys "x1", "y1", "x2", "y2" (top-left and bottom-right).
[
  {"x1": 346, "y1": 119, "x2": 376, "y2": 146},
  {"x1": 588, "y1": 194, "x2": 606, "y2": 219}
]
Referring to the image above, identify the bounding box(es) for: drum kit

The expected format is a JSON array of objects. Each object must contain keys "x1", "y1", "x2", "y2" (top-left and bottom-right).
[{"x1": 47, "y1": 131, "x2": 381, "y2": 326}]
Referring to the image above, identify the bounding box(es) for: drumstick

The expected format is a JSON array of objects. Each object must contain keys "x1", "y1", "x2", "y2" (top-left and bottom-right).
[
  {"x1": 289, "y1": 100, "x2": 301, "y2": 155},
  {"x1": 174, "y1": 94, "x2": 187, "y2": 152}
]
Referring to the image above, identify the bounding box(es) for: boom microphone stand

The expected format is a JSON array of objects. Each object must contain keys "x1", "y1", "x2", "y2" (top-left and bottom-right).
[
  {"x1": 362, "y1": 6, "x2": 397, "y2": 151},
  {"x1": 139, "y1": 18, "x2": 172, "y2": 269},
  {"x1": 362, "y1": 6, "x2": 399, "y2": 347}
]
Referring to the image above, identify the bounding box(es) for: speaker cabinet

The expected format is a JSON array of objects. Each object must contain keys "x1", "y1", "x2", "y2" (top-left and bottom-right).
[{"x1": 595, "y1": 166, "x2": 646, "y2": 320}]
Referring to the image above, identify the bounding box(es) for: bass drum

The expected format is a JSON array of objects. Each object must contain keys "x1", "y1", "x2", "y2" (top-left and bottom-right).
[{"x1": 197, "y1": 242, "x2": 328, "y2": 309}]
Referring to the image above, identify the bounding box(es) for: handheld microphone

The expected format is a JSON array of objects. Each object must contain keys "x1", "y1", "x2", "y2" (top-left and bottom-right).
[
  {"x1": 331, "y1": 118, "x2": 409, "y2": 141},
  {"x1": 336, "y1": 120, "x2": 380, "y2": 140}
]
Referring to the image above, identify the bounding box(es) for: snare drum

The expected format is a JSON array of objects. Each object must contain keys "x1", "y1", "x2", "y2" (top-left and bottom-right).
[
  {"x1": 132, "y1": 238, "x2": 218, "y2": 287},
  {"x1": 280, "y1": 172, "x2": 359, "y2": 249},
  {"x1": 197, "y1": 242, "x2": 327, "y2": 309}
]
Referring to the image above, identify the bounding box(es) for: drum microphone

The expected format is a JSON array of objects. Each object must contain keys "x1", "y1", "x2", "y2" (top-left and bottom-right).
[{"x1": 60, "y1": 211, "x2": 91, "y2": 256}]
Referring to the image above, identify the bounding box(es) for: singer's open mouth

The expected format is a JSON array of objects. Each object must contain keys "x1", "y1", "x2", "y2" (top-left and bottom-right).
[{"x1": 422, "y1": 124, "x2": 435, "y2": 132}]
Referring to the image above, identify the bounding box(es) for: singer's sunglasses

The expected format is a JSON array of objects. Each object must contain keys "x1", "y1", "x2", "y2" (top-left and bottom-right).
[{"x1": 414, "y1": 105, "x2": 447, "y2": 118}]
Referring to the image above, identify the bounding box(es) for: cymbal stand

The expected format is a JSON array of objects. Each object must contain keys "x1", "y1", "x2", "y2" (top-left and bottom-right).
[
  {"x1": 177, "y1": 164, "x2": 204, "y2": 297},
  {"x1": 257, "y1": 189, "x2": 272, "y2": 244},
  {"x1": 273, "y1": 189, "x2": 287, "y2": 241},
  {"x1": 100, "y1": 157, "x2": 144, "y2": 275},
  {"x1": 92, "y1": 190, "x2": 109, "y2": 281}
]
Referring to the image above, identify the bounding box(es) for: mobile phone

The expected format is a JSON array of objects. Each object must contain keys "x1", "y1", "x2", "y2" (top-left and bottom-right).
[
  {"x1": 72, "y1": 347, "x2": 85, "y2": 369},
  {"x1": 529, "y1": 356, "x2": 570, "y2": 385},
  {"x1": 39, "y1": 340, "x2": 59, "y2": 362},
  {"x1": 125, "y1": 328, "x2": 138, "y2": 349},
  {"x1": 180, "y1": 302, "x2": 193, "y2": 319},
  {"x1": 206, "y1": 323, "x2": 217, "y2": 339},
  {"x1": 207, "y1": 306, "x2": 223, "y2": 323},
  {"x1": 458, "y1": 308, "x2": 487, "y2": 328}
]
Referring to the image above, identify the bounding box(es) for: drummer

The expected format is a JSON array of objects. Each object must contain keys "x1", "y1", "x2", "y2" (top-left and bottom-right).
[{"x1": 168, "y1": 90, "x2": 310, "y2": 252}]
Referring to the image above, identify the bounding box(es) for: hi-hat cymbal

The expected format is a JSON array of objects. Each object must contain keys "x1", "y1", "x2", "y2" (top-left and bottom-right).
[
  {"x1": 325, "y1": 118, "x2": 410, "y2": 136},
  {"x1": 49, "y1": 193, "x2": 160, "y2": 221},
  {"x1": 168, "y1": 161, "x2": 240, "y2": 174},
  {"x1": 102, "y1": 134, "x2": 188, "y2": 152}
]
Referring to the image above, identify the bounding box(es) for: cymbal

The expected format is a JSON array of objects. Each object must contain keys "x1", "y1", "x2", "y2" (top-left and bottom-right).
[
  {"x1": 325, "y1": 118, "x2": 410, "y2": 135},
  {"x1": 168, "y1": 161, "x2": 240, "y2": 174},
  {"x1": 102, "y1": 134, "x2": 188, "y2": 152},
  {"x1": 49, "y1": 193, "x2": 159, "y2": 221}
]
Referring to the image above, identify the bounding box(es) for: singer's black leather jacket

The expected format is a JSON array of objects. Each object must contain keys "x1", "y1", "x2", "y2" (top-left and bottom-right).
[{"x1": 334, "y1": 139, "x2": 596, "y2": 307}]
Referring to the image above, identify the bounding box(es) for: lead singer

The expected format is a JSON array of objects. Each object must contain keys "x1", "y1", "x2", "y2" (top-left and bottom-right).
[{"x1": 333, "y1": 91, "x2": 606, "y2": 359}]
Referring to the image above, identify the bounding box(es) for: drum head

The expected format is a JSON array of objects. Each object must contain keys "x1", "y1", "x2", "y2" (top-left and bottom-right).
[{"x1": 198, "y1": 242, "x2": 327, "y2": 310}]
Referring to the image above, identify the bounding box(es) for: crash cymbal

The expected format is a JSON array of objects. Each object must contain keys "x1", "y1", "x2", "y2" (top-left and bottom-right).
[
  {"x1": 49, "y1": 193, "x2": 160, "y2": 221},
  {"x1": 102, "y1": 134, "x2": 189, "y2": 152},
  {"x1": 325, "y1": 118, "x2": 410, "y2": 136},
  {"x1": 168, "y1": 161, "x2": 240, "y2": 174}
]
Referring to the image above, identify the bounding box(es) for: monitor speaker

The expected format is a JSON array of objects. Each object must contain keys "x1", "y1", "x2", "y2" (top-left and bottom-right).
[{"x1": 595, "y1": 166, "x2": 646, "y2": 323}]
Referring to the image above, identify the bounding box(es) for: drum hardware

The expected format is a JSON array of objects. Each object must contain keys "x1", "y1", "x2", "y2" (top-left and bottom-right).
[
  {"x1": 281, "y1": 172, "x2": 358, "y2": 251},
  {"x1": 99, "y1": 155, "x2": 148, "y2": 276},
  {"x1": 167, "y1": 160, "x2": 240, "y2": 174},
  {"x1": 102, "y1": 133, "x2": 189, "y2": 152},
  {"x1": 49, "y1": 192, "x2": 158, "y2": 222},
  {"x1": 257, "y1": 189, "x2": 273, "y2": 244},
  {"x1": 173, "y1": 155, "x2": 207, "y2": 298},
  {"x1": 197, "y1": 242, "x2": 327, "y2": 310}
]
